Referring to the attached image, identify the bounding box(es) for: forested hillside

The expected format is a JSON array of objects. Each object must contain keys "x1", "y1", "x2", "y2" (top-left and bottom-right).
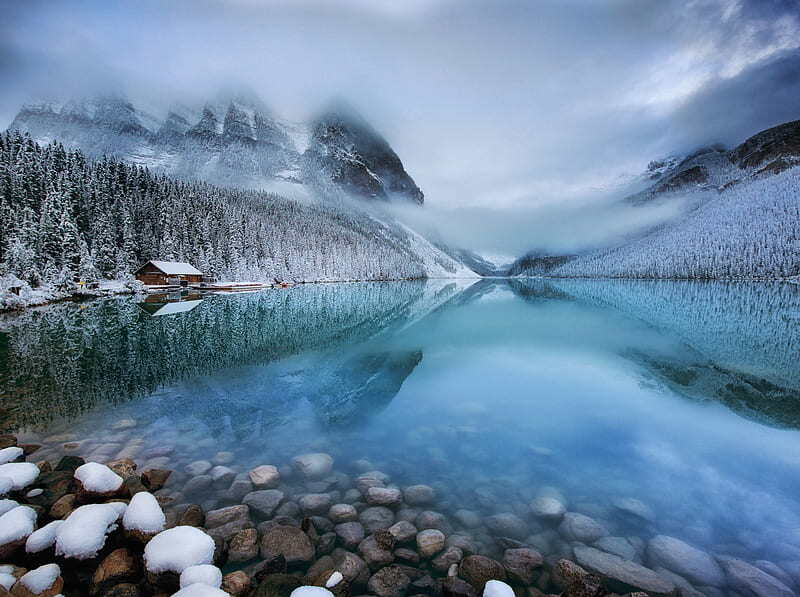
[{"x1": 0, "y1": 132, "x2": 470, "y2": 292}]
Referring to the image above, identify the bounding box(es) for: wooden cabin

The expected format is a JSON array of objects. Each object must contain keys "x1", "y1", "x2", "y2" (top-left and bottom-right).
[{"x1": 134, "y1": 260, "x2": 203, "y2": 286}]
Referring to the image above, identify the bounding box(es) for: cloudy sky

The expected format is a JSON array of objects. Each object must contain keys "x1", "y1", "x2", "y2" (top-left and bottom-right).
[{"x1": 3, "y1": 0, "x2": 799, "y2": 258}]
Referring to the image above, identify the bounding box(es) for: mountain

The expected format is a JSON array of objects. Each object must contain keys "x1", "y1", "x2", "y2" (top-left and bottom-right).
[
  {"x1": 510, "y1": 118, "x2": 800, "y2": 279},
  {"x1": 7, "y1": 92, "x2": 423, "y2": 204}
]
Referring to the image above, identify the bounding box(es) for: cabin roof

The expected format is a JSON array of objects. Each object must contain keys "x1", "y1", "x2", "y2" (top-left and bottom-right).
[{"x1": 135, "y1": 260, "x2": 203, "y2": 275}]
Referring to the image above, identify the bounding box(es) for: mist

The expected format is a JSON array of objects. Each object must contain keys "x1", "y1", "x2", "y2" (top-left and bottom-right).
[{"x1": 2, "y1": 0, "x2": 799, "y2": 259}]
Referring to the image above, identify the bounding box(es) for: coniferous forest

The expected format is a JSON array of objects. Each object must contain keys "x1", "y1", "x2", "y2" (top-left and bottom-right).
[{"x1": 0, "y1": 131, "x2": 462, "y2": 291}]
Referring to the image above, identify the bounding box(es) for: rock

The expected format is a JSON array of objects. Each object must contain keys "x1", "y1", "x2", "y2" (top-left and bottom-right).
[
  {"x1": 260, "y1": 525, "x2": 314, "y2": 564},
  {"x1": 91, "y1": 548, "x2": 140, "y2": 595},
  {"x1": 300, "y1": 493, "x2": 333, "y2": 515},
  {"x1": 55, "y1": 455, "x2": 84, "y2": 472},
  {"x1": 612, "y1": 497, "x2": 655, "y2": 523},
  {"x1": 556, "y1": 559, "x2": 604, "y2": 597},
  {"x1": 416, "y1": 510, "x2": 452, "y2": 534},
  {"x1": 403, "y1": 485, "x2": 435, "y2": 506},
  {"x1": 558, "y1": 512, "x2": 609, "y2": 543},
  {"x1": 178, "y1": 504, "x2": 205, "y2": 527},
  {"x1": 359, "y1": 534, "x2": 395, "y2": 569},
  {"x1": 388, "y1": 521, "x2": 417, "y2": 544},
  {"x1": 253, "y1": 573, "x2": 302, "y2": 597},
  {"x1": 229, "y1": 528, "x2": 259, "y2": 562},
  {"x1": 459, "y1": 555, "x2": 506, "y2": 591},
  {"x1": 360, "y1": 507, "x2": 395, "y2": 533},
  {"x1": 573, "y1": 545, "x2": 675, "y2": 597},
  {"x1": 366, "y1": 487, "x2": 403, "y2": 507},
  {"x1": 185, "y1": 460, "x2": 212, "y2": 476},
  {"x1": 244, "y1": 490, "x2": 285, "y2": 519},
  {"x1": 754, "y1": 561, "x2": 796, "y2": 591},
  {"x1": 249, "y1": 465, "x2": 280, "y2": 489},
  {"x1": 446, "y1": 534, "x2": 477, "y2": 556},
  {"x1": 11, "y1": 564, "x2": 63, "y2": 597},
  {"x1": 183, "y1": 475, "x2": 213, "y2": 496},
  {"x1": 317, "y1": 532, "x2": 337, "y2": 555},
  {"x1": 212, "y1": 451, "x2": 234, "y2": 465},
  {"x1": 718, "y1": 555, "x2": 794, "y2": 597},
  {"x1": 292, "y1": 453, "x2": 334, "y2": 479},
  {"x1": 454, "y1": 510, "x2": 481, "y2": 529},
  {"x1": 210, "y1": 466, "x2": 236, "y2": 489},
  {"x1": 530, "y1": 496, "x2": 566, "y2": 522},
  {"x1": 335, "y1": 522, "x2": 366, "y2": 549},
  {"x1": 141, "y1": 469, "x2": 171, "y2": 491},
  {"x1": 395, "y1": 547, "x2": 420, "y2": 565},
  {"x1": 205, "y1": 504, "x2": 250, "y2": 529},
  {"x1": 416, "y1": 529, "x2": 446, "y2": 558},
  {"x1": 653, "y1": 567, "x2": 706, "y2": 597},
  {"x1": 502, "y1": 548, "x2": 543, "y2": 584},
  {"x1": 368, "y1": 566, "x2": 411, "y2": 597},
  {"x1": 48, "y1": 494, "x2": 76, "y2": 519},
  {"x1": 107, "y1": 459, "x2": 137, "y2": 478},
  {"x1": 440, "y1": 576, "x2": 478, "y2": 597},
  {"x1": 222, "y1": 570, "x2": 251, "y2": 596},
  {"x1": 432, "y1": 546, "x2": 464, "y2": 573},
  {"x1": 329, "y1": 504, "x2": 358, "y2": 524},
  {"x1": 486, "y1": 513, "x2": 528, "y2": 540},
  {"x1": 595, "y1": 536, "x2": 641, "y2": 562},
  {"x1": 98, "y1": 584, "x2": 141, "y2": 597},
  {"x1": 646, "y1": 535, "x2": 725, "y2": 587},
  {"x1": 332, "y1": 548, "x2": 370, "y2": 586}
]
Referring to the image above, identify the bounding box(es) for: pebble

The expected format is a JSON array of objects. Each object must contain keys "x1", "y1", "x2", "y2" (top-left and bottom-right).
[{"x1": 416, "y1": 529, "x2": 446, "y2": 558}]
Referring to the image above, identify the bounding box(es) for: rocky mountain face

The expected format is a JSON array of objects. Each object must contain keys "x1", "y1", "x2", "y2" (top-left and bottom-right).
[
  {"x1": 7, "y1": 92, "x2": 423, "y2": 204},
  {"x1": 628, "y1": 118, "x2": 800, "y2": 204}
]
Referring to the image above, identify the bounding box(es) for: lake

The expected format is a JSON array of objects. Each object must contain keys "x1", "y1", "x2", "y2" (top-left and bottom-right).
[{"x1": 2, "y1": 279, "x2": 800, "y2": 593}]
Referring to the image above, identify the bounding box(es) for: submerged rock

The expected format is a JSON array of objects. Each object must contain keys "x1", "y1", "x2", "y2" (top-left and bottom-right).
[
  {"x1": 573, "y1": 545, "x2": 675, "y2": 596},
  {"x1": 416, "y1": 529, "x2": 446, "y2": 559},
  {"x1": 718, "y1": 555, "x2": 795, "y2": 597},
  {"x1": 558, "y1": 512, "x2": 609, "y2": 543},
  {"x1": 260, "y1": 525, "x2": 314, "y2": 564},
  {"x1": 292, "y1": 454, "x2": 334, "y2": 479},
  {"x1": 367, "y1": 565, "x2": 411, "y2": 597},
  {"x1": 458, "y1": 555, "x2": 506, "y2": 591},
  {"x1": 646, "y1": 535, "x2": 726, "y2": 587}
]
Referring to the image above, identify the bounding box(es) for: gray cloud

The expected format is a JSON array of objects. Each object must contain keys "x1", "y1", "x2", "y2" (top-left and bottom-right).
[{"x1": 1, "y1": 0, "x2": 798, "y2": 257}]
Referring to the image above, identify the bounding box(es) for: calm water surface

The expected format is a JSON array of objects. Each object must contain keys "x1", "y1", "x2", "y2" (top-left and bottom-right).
[{"x1": 2, "y1": 278, "x2": 800, "y2": 567}]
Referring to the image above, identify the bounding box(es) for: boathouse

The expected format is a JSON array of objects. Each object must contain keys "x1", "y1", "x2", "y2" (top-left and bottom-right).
[{"x1": 134, "y1": 260, "x2": 203, "y2": 286}]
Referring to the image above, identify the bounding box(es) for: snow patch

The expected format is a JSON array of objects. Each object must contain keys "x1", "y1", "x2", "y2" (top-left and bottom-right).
[
  {"x1": 325, "y1": 572, "x2": 343, "y2": 588},
  {"x1": 0, "y1": 463, "x2": 39, "y2": 491},
  {"x1": 0, "y1": 572, "x2": 14, "y2": 590},
  {"x1": 0, "y1": 447, "x2": 23, "y2": 465},
  {"x1": 0, "y1": 505, "x2": 37, "y2": 546},
  {"x1": 180, "y1": 564, "x2": 223, "y2": 588},
  {"x1": 0, "y1": 499, "x2": 18, "y2": 516},
  {"x1": 122, "y1": 491, "x2": 165, "y2": 534},
  {"x1": 19, "y1": 563, "x2": 60, "y2": 594},
  {"x1": 172, "y1": 584, "x2": 229, "y2": 597},
  {"x1": 26, "y1": 520, "x2": 64, "y2": 553},
  {"x1": 74, "y1": 462, "x2": 123, "y2": 493},
  {"x1": 55, "y1": 503, "x2": 126, "y2": 559},
  {"x1": 144, "y1": 526, "x2": 215, "y2": 574},
  {"x1": 483, "y1": 580, "x2": 515, "y2": 597}
]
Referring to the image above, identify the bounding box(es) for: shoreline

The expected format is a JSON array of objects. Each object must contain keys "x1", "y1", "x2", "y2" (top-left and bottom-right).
[{"x1": 1, "y1": 422, "x2": 791, "y2": 597}]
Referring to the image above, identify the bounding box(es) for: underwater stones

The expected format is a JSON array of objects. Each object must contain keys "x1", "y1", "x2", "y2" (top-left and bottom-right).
[
  {"x1": 292, "y1": 454, "x2": 334, "y2": 479},
  {"x1": 243, "y1": 490, "x2": 285, "y2": 519},
  {"x1": 594, "y1": 536, "x2": 641, "y2": 562},
  {"x1": 299, "y1": 493, "x2": 333, "y2": 515},
  {"x1": 530, "y1": 496, "x2": 566, "y2": 522},
  {"x1": 332, "y1": 548, "x2": 370, "y2": 586},
  {"x1": 249, "y1": 465, "x2": 280, "y2": 489},
  {"x1": 612, "y1": 497, "x2": 655, "y2": 523},
  {"x1": 485, "y1": 513, "x2": 528, "y2": 540},
  {"x1": 502, "y1": 548, "x2": 543, "y2": 584},
  {"x1": 440, "y1": 576, "x2": 478, "y2": 597},
  {"x1": 360, "y1": 507, "x2": 395, "y2": 533},
  {"x1": 222, "y1": 570, "x2": 251, "y2": 596},
  {"x1": 260, "y1": 524, "x2": 314, "y2": 564},
  {"x1": 718, "y1": 555, "x2": 795, "y2": 597},
  {"x1": 388, "y1": 521, "x2": 417, "y2": 544},
  {"x1": 183, "y1": 475, "x2": 213, "y2": 496},
  {"x1": 335, "y1": 522, "x2": 365, "y2": 549},
  {"x1": 416, "y1": 510, "x2": 452, "y2": 534},
  {"x1": 366, "y1": 487, "x2": 402, "y2": 508},
  {"x1": 358, "y1": 534, "x2": 395, "y2": 569},
  {"x1": 185, "y1": 461, "x2": 213, "y2": 476},
  {"x1": 367, "y1": 565, "x2": 411, "y2": 597},
  {"x1": 432, "y1": 546, "x2": 464, "y2": 573},
  {"x1": 573, "y1": 545, "x2": 676, "y2": 597},
  {"x1": 558, "y1": 512, "x2": 609, "y2": 543},
  {"x1": 646, "y1": 535, "x2": 725, "y2": 587},
  {"x1": 329, "y1": 504, "x2": 358, "y2": 524},
  {"x1": 458, "y1": 555, "x2": 506, "y2": 591},
  {"x1": 416, "y1": 529, "x2": 446, "y2": 559},
  {"x1": 140, "y1": 468, "x2": 171, "y2": 491},
  {"x1": 403, "y1": 485, "x2": 436, "y2": 506},
  {"x1": 447, "y1": 534, "x2": 478, "y2": 556},
  {"x1": 454, "y1": 510, "x2": 481, "y2": 529}
]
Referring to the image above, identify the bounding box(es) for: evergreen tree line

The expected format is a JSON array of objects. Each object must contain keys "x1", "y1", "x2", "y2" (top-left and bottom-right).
[{"x1": 0, "y1": 131, "x2": 433, "y2": 287}]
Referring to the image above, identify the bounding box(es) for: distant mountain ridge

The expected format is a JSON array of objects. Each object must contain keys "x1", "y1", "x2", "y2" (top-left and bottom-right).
[
  {"x1": 7, "y1": 92, "x2": 424, "y2": 204},
  {"x1": 510, "y1": 118, "x2": 800, "y2": 279}
]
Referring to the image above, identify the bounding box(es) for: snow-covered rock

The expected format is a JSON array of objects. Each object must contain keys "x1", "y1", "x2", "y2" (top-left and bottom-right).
[
  {"x1": 0, "y1": 447, "x2": 23, "y2": 465},
  {"x1": 325, "y1": 571, "x2": 343, "y2": 588},
  {"x1": 122, "y1": 491, "x2": 165, "y2": 535},
  {"x1": 0, "y1": 477, "x2": 12, "y2": 496},
  {"x1": 55, "y1": 503, "x2": 126, "y2": 560},
  {"x1": 0, "y1": 499, "x2": 18, "y2": 516},
  {"x1": 0, "y1": 571, "x2": 14, "y2": 590},
  {"x1": 289, "y1": 587, "x2": 335, "y2": 597},
  {"x1": 0, "y1": 505, "x2": 37, "y2": 555},
  {"x1": 180, "y1": 564, "x2": 223, "y2": 588},
  {"x1": 171, "y1": 584, "x2": 229, "y2": 596},
  {"x1": 0, "y1": 462, "x2": 39, "y2": 490},
  {"x1": 16, "y1": 563, "x2": 62, "y2": 596},
  {"x1": 483, "y1": 580, "x2": 515, "y2": 597},
  {"x1": 26, "y1": 520, "x2": 64, "y2": 553},
  {"x1": 74, "y1": 462, "x2": 123, "y2": 494},
  {"x1": 144, "y1": 526, "x2": 216, "y2": 574}
]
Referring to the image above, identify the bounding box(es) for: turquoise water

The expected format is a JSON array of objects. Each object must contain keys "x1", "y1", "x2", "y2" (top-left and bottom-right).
[{"x1": 3, "y1": 279, "x2": 800, "y2": 568}]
